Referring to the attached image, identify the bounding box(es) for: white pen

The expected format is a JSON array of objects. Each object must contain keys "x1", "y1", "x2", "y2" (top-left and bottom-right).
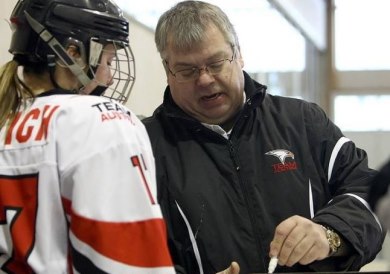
[{"x1": 268, "y1": 256, "x2": 278, "y2": 274}]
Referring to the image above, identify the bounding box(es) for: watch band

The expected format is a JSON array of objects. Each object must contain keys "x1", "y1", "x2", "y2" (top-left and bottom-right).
[{"x1": 321, "y1": 225, "x2": 341, "y2": 256}]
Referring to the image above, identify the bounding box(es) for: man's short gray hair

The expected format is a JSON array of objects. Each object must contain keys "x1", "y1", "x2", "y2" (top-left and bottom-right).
[{"x1": 155, "y1": 0, "x2": 240, "y2": 59}]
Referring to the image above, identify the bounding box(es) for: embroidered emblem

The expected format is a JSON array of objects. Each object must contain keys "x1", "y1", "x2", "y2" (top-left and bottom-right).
[
  {"x1": 265, "y1": 149, "x2": 297, "y2": 173},
  {"x1": 265, "y1": 149, "x2": 295, "y2": 164}
]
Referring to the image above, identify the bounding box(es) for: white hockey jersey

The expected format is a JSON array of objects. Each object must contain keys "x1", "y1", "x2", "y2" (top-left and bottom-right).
[{"x1": 0, "y1": 92, "x2": 174, "y2": 274}]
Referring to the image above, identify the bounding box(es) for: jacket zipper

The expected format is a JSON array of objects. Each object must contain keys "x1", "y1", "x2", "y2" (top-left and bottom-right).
[{"x1": 227, "y1": 139, "x2": 267, "y2": 270}]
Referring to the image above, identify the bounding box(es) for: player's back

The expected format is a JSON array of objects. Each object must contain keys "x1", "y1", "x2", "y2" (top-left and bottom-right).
[{"x1": 0, "y1": 93, "x2": 174, "y2": 273}]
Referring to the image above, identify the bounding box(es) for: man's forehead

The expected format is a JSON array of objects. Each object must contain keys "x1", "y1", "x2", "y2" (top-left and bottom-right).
[{"x1": 166, "y1": 23, "x2": 227, "y2": 52}]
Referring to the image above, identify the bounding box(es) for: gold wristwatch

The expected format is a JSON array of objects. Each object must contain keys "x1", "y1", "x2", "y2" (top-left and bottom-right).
[{"x1": 321, "y1": 225, "x2": 341, "y2": 256}]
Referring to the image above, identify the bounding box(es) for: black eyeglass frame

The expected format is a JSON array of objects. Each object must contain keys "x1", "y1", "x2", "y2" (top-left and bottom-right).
[{"x1": 164, "y1": 45, "x2": 237, "y2": 83}]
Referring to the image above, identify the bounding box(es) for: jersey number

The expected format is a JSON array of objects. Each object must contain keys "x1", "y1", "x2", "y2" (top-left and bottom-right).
[{"x1": 0, "y1": 174, "x2": 38, "y2": 274}]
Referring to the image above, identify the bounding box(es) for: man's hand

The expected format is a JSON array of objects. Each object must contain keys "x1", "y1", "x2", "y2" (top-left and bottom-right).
[
  {"x1": 216, "y1": 261, "x2": 240, "y2": 274},
  {"x1": 269, "y1": 215, "x2": 330, "y2": 267}
]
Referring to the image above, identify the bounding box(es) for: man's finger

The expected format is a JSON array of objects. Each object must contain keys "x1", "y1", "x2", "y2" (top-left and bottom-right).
[
  {"x1": 269, "y1": 216, "x2": 299, "y2": 257},
  {"x1": 217, "y1": 261, "x2": 240, "y2": 274}
]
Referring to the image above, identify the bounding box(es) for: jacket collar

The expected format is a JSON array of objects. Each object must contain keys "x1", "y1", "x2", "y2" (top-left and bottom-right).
[{"x1": 242, "y1": 71, "x2": 267, "y2": 108}]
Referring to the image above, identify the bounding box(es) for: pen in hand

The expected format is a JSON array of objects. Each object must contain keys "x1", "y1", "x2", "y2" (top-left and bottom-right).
[{"x1": 268, "y1": 256, "x2": 278, "y2": 274}]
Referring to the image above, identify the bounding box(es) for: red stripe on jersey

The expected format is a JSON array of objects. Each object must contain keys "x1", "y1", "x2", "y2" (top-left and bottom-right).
[
  {"x1": 70, "y1": 211, "x2": 173, "y2": 267},
  {"x1": 62, "y1": 197, "x2": 72, "y2": 215}
]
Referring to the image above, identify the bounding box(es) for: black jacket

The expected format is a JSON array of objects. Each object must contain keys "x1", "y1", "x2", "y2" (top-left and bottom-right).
[
  {"x1": 143, "y1": 72, "x2": 384, "y2": 274},
  {"x1": 369, "y1": 160, "x2": 390, "y2": 211}
]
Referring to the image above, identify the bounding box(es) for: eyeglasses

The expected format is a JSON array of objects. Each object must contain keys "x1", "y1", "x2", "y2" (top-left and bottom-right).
[{"x1": 165, "y1": 49, "x2": 236, "y2": 83}]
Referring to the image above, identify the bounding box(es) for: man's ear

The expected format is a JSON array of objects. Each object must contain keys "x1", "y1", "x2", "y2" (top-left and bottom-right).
[{"x1": 237, "y1": 49, "x2": 244, "y2": 68}]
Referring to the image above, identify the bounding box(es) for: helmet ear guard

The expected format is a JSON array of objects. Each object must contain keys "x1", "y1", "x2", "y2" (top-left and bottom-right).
[
  {"x1": 63, "y1": 38, "x2": 88, "y2": 68},
  {"x1": 9, "y1": 0, "x2": 135, "y2": 104}
]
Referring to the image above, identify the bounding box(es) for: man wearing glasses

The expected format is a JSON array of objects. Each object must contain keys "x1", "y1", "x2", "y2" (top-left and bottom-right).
[{"x1": 143, "y1": 1, "x2": 384, "y2": 274}]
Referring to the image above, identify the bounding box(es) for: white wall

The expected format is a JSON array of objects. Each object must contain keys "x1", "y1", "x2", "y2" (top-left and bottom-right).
[
  {"x1": 124, "y1": 16, "x2": 167, "y2": 117},
  {"x1": 269, "y1": 0, "x2": 326, "y2": 51},
  {"x1": 0, "y1": 0, "x2": 17, "y2": 65}
]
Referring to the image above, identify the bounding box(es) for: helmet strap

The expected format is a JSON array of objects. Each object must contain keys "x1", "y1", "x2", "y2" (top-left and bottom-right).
[
  {"x1": 89, "y1": 85, "x2": 107, "y2": 96},
  {"x1": 47, "y1": 54, "x2": 60, "y2": 89}
]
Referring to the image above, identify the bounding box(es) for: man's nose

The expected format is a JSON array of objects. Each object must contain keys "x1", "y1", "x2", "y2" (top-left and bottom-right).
[{"x1": 196, "y1": 68, "x2": 215, "y2": 85}]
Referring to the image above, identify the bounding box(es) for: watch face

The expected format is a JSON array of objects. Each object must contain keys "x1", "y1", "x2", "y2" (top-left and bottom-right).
[
  {"x1": 322, "y1": 225, "x2": 341, "y2": 254},
  {"x1": 332, "y1": 231, "x2": 341, "y2": 247}
]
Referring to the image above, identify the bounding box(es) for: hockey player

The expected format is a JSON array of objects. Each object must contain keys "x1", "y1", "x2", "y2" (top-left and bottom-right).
[{"x1": 0, "y1": 0, "x2": 174, "y2": 273}]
